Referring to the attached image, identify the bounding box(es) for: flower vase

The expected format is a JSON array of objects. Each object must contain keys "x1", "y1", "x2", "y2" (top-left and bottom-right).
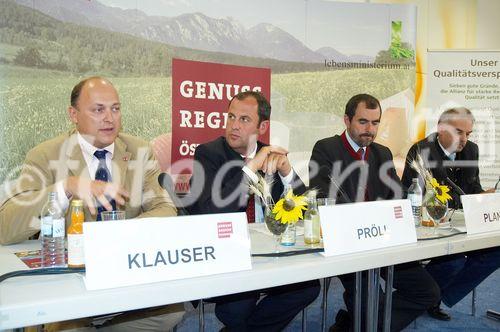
[
  {"x1": 421, "y1": 187, "x2": 436, "y2": 228},
  {"x1": 264, "y1": 205, "x2": 287, "y2": 252},
  {"x1": 423, "y1": 194, "x2": 448, "y2": 235},
  {"x1": 280, "y1": 222, "x2": 296, "y2": 246}
]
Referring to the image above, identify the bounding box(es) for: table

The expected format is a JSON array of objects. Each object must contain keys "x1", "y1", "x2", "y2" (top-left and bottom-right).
[{"x1": 1, "y1": 220, "x2": 499, "y2": 330}]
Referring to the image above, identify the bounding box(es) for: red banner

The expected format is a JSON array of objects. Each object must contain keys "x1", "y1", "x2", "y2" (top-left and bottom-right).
[{"x1": 171, "y1": 58, "x2": 271, "y2": 192}]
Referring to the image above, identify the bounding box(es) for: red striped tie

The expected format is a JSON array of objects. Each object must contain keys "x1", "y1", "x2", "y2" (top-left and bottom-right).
[
  {"x1": 244, "y1": 157, "x2": 255, "y2": 223},
  {"x1": 246, "y1": 194, "x2": 255, "y2": 223}
]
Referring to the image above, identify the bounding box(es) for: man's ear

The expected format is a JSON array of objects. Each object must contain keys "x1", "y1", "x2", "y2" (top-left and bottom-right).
[
  {"x1": 343, "y1": 114, "x2": 350, "y2": 127},
  {"x1": 437, "y1": 122, "x2": 449, "y2": 136},
  {"x1": 68, "y1": 106, "x2": 78, "y2": 124},
  {"x1": 258, "y1": 120, "x2": 269, "y2": 135}
]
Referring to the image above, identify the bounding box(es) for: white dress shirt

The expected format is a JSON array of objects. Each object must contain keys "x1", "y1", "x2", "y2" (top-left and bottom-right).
[
  {"x1": 55, "y1": 132, "x2": 115, "y2": 212},
  {"x1": 438, "y1": 139, "x2": 456, "y2": 161},
  {"x1": 345, "y1": 130, "x2": 366, "y2": 159}
]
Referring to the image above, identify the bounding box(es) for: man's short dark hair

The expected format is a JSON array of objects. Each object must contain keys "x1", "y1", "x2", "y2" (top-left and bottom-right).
[
  {"x1": 344, "y1": 94, "x2": 381, "y2": 121},
  {"x1": 70, "y1": 76, "x2": 111, "y2": 108},
  {"x1": 229, "y1": 91, "x2": 271, "y2": 124},
  {"x1": 438, "y1": 107, "x2": 475, "y2": 124}
]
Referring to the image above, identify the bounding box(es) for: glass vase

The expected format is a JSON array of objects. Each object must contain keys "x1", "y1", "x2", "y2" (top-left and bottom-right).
[
  {"x1": 264, "y1": 205, "x2": 287, "y2": 252},
  {"x1": 423, "y1": 198, "x2": 448, "y2": 234},
  {"x1": 280, "y1": 222, "x2": 296, "y2": 246}
]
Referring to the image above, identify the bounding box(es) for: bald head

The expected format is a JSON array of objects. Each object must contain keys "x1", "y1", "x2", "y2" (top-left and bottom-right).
[
  {"x1": 438, "y1": 107, "x2": 475, "y2": 125},
  {"x1": 68, "y1": 77, "x2": 121, "y2": 148},
  {"x1": 70, "y1": 76, "x2": 115, "y2": 108},
  {"x1": 437, "y1": 107, "x2": 474, "y2": 153}
]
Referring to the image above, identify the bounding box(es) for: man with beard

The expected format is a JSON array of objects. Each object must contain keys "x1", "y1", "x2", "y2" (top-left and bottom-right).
[
  {"x1": 309, "y1": 94, "x2": 440, "y2": 332},
  {"x1": 402, "y1": 107, "x2": 499, "y2": 321}
]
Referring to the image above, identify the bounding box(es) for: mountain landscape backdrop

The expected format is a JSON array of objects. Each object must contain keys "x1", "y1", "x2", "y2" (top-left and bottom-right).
[{"x1": 11, "y1": 0, "x2": 373, "y2": 63}]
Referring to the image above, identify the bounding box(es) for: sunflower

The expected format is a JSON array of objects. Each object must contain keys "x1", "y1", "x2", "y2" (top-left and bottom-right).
[
  {"x1": 272, "y1": 190, "x2": 308, "y2": 224},
  {"x1": 430, "y1": 178, "x2": 452, "y2": 204}
]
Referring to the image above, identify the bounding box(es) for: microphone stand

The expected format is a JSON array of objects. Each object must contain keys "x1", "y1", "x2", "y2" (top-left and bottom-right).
[
  {"x1": 158, "y1": 173, "x2": 189, "y2": 216},
  {"x1": 444, "y1": 177, "x2": 466, "y2": 231}
]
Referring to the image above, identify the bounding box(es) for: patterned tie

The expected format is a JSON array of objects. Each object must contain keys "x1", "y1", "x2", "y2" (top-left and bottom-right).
[
  {"x1": 244, "y1": 157, "x2": 255, "y2": 223},
  {"x1": 356, "y1": 148, "x2": 369, "y2": 201},
  {"x1": 246, "y1": 195, "x2": 255, "y2": 224},
  {"x1": 357, "y1": 148, "x2": 365, "y2": 161},
  {"x1": 94, "y1": 150, "x2": 116, "y2": 220}
]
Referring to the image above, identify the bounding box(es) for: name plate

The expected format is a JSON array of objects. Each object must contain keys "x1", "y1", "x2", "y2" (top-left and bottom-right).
[
  {"x1": 461, "y1": 193, "x2": 500, "y2": 235},
  {"x1": 83, "y1": 213, "x2": 251, "y2": 290},
  {"x1": 319, "y1": 199, "x2": 417, "y2": 257}
]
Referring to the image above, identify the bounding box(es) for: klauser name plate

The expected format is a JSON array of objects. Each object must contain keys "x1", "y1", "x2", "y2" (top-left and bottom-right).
[
  {"x1": 319, "y1": 199, "x2": 417, "y2": 257},
  {"x1": 83, "y1": 213, "x2": 251, "y2": 290},
  {"x1": 461, "y1": 193, "x2": 500, "y2": 235}
]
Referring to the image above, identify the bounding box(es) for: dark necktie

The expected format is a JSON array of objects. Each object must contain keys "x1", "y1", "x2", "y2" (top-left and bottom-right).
[
  {"x1": 94, "y1": 150, "x2": 116, "y2": 220},
  {"x1": 244, "y1": 157, "x2": 255, "y2": 223},
  {"x1": 357, "y1": 148, "x2": 365, "y2": 161},
  {"x1": 356, "y1": 148, "x2": 369, "y2": 200}
]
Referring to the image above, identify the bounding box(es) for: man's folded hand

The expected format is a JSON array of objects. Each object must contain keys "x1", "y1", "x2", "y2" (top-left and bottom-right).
[{"x1": 64, "y1": 176, "x2": 129, "y2": 215}]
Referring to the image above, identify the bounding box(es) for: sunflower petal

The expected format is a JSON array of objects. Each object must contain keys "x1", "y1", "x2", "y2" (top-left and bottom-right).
[
  {"x1": 275, "y1": 209, "x2": 283, "y2": 221},
  {"x1": 273, "y1": 200, "x2": 284, "y2": 214}
]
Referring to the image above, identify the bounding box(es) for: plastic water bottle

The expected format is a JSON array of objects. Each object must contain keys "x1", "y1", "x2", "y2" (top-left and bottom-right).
[
  {"x1": 408, "y1": 178, "x2": 423, "y2": 226},
  {"x1": 40, "y1": 192, "x2": 66, "y2": 268},
  {"x1": 280, "y1": 184, "x2": 296, "y2": 246}
]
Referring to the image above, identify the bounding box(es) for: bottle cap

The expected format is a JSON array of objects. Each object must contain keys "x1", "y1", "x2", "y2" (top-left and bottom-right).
[{"x1": 71, "y1": 199, "x2": 83, "y2": 207}]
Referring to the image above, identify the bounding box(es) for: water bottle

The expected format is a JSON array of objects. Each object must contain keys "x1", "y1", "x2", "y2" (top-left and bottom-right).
[
  {"x1": 40, "y1": 192, "x2": 66, "y2": 268},
  {"x1": 280, "y1": 184, "x2": 296, "y2": 246},
  {"x1": 408, "y1": 178, "x2": 423, "y2": 226},
  {"x1": 304, "y1": 191, "x2": 321, "y2": 244}
]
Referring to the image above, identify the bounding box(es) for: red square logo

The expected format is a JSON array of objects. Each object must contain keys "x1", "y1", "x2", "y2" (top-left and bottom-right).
[
  {"x1": 218, "y1": 222, "x2": 233, "y2": 238},
  {"x1": 394, "y1": 206, "x2": 403, "y2": 219}
]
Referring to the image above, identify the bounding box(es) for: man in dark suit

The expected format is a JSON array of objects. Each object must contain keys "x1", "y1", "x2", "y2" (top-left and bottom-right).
[
  {"x1": 402, "y1": 107, "x2": 500, "y2": 321},
  {"x1": 401, "y1": 107, "x2": 488, "y2": 208},
  {"x1": 188, "y1": 91, "x2": 320, "y2": 331},
  {"x1": 309, "y1": 94, "x2": 440, "y2": 332}
]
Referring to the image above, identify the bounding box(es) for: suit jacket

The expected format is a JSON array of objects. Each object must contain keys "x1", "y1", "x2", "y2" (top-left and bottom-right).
[
  {"x1": 309, "y1": 133, "x2": 404, "y2": 204},
  {"x1": 188, "y1": 136, "x2": 305, "y2": 215},
  {"x1": 0, "y1": 130, "x2": 176, "y2": 245},
  {"x1": 401, "y1": 132, "x2": 483, "y2": 209}
]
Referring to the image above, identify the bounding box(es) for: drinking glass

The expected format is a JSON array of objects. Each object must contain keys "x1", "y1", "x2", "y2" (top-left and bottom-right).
[
  {"x1": 317, "y1": 197, "x2": 335, "y2": 239},
  {"x1": 264, "y1": 205, "x2": 288, "y2": 253},
  {"x1": 100, "y1": 210, "x2": 126, "y2": 221},
  {"x1": 317, "y1": 198, "x2": 336, "y2": 207}
]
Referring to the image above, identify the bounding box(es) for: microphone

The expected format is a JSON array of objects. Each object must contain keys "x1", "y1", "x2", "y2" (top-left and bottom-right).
[
  {"x1": 445, "y1": 177, "x2": 466, "y2": 196},
  {"x1": 326, "y1": 171, "x2": 352, "y2": 203},
  {"x1": 158, "y1": 173, "x2": 189, "y2": 216}
]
